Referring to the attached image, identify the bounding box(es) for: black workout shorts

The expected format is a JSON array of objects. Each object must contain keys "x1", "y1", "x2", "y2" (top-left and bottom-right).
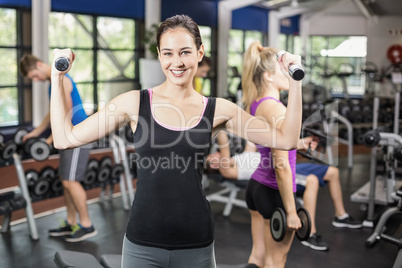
[{"x1": 245, "y1": 179, "x2": 295, "y2": 220}]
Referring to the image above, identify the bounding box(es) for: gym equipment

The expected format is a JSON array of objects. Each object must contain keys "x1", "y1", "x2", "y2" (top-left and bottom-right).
[
  {"x1": 13, "y1": 128, "x2": 51, "y2": 161},
  {"x1": 277, "y1": 51, "x2": 305, "y2": 81},
  {"x1": 352, "y1": 130, "x2": 402, "y2": 227},
  {"x1": 54, "y1": 57, "x2": 70, "y2": 71},
  {"x1": 27, "y1": 167, "x2": 52, "y2": 199},
  {"x1": 351, "y1": 78, "x2": 401, "y2": 227},
  {"x1": 13, "y1": 128, "x2": 29, "y2": 145},
  {"x1": 107, "y1": 131, "x2": 135, "y2": 210},
  {"x1": 270, "y1": 207, "x2": 311, "y2": 242},
  {"x1": 366, "y1": 190, "x2": 402, "y2": 268},
  {"x1": 110, "y1": 164, "x2": 124, "y2": 184},
  {"x1": 0, "y1": 133, "x2": 17, "y2": 160},
  {"x1": 205, "y1": 132, "x2": 248, "y2": 217},
  {"x1": 54, "y1": 250, "x2": 121, "y2": 268},
  {"x1": 22, "y1": 137, "x2": 51, "y2": 161},
  {"x1": 0, "y1": 189, "x2": 27, "y2": 232},
  {"x1": 97, "y1": 156, "x2": 112, "y2": 184},
  {"x1": 82, "y1": 159, "x2": 99, "y2": 189}
]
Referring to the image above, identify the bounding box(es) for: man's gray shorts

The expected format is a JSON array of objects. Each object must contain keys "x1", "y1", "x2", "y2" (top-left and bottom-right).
[{"x1": 59, "y1": 147, "x2": 91, "y2": 182}]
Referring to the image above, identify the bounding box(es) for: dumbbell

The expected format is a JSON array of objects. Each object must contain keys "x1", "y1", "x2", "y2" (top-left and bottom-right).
[
  {"x1": 40, "y1": 166, "x2": 62, "y2": 196},
  {"x1": 13, "y1": 128, "x2": 51, "y2": 161},
  {"x1": 270, "y1": 207, "x2": 311, "y2": 242},
  {"x1": 97, "y1": 156, "x2": 112, "y2": 184},
  {"x1": 277, "y1": 51, "x2": 305, "y2": 81},
  {"x1": 0, "y1": 133, "x2": 17, "y2": 161},
  {"x1": 25, "y1": 168, "x2": 50, "y2": 199},
  {"x1": 54, "y1": 57, "x2": 70, "y2": 71},
  {"x1": 110, "y1": 164, "x2": 124, "y2": 184},
  {"x1": 82, "y1": 159, "x2": 99, "y2": 188}
]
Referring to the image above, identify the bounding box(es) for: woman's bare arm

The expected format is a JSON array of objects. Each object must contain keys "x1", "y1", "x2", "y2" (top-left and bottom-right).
[
  {"x1": 50, "y1": 49, "x2": 139, "y2": 149},
  {"x1": 213, "y1": 97, "x2": 301, "y2": 150}
]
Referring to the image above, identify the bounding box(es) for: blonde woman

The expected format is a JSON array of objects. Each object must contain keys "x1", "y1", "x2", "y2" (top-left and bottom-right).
[{"x1": 242, "y1": 41, "x2": 312, "y2": 268}]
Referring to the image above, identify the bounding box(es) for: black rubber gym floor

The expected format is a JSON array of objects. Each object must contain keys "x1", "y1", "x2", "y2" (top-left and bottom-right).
[{"x1": 0, "y1": 153, "x2": 400, "y2": 268}]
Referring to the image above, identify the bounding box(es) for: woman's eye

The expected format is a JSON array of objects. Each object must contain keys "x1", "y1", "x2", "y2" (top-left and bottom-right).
[
  {"x1": 163, "y1": 52, "x2": 172, "y2": 56},
  {"x1": 181, "y1": 51, "x2": 190, "y2": 55}
]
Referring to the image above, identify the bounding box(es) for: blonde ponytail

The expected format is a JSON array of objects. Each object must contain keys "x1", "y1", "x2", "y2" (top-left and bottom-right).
[{"x1": 241, "y1": 41, "x2": 279, "y2": 110}]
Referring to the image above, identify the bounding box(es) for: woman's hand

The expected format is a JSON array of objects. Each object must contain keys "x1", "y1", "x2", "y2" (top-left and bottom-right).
[
  {"x1": 277, "y1": 51, "x2": 302, "y2": 81},
  {"x1": 51, "y1": 48, "x2": 75, "y2": 76},
  {"x1": 298, "y1": 136, "x2": 318, "y2": 151},
  {"x1": 286, "y1": 211, "x2": 302, "y2": 231}
]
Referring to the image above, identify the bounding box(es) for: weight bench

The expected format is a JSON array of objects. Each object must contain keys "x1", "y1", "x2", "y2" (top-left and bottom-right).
[
  {"x1": 206, "y1": 173, "x2": 248, "y2": 217},
  {"x1": 54, "y1": 250, "x2": 121, "y2": 268}
]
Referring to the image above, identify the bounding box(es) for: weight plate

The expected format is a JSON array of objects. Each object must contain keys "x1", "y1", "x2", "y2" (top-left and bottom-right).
[
  {"x1": 2, "y1": 141, "x2": 17, "y2": 160},
  {"x1": 30, "y1": 140, "x2": 50, "y2": 161},
  {"x1": 13, "y1": 128, "x2": 29, "y2": 145},
  {"x1": 0, "y1": 133, "x2": 4, "y2": 144},
  {"x1": 33, "y1": 180, "x2": 50, "y2": 197},
  {"x1": 296, "y1": 208, "x2": 311, "y2": 241},
  {"x1": 97, "y1": 166, "x2": 111, "y2": 183},
  {"x1": 87, "y1": 159, "x2": 99, "y2": 171},
  {"x1": 51, "y1": 179, "x2": 63, "y2": 193},
  {"x1": 23, "y1": 138, "x2": 37, "y2": 154},
  {"x1": 270, "y1": 208, "x2": 286, "y2": 242},
  {"x1": 40, "y1": 166, "x2": 56, "y2": 180},
  {"x1": 100, "y1": 156, "x2": 113, "y2": 168},
  {"x1": 83, "y1": 169, "x2": 97, "y2": 186},
  {"x1": 111, "y1": 164, "x2": 124, "y2": 179},
  {"x1": 25, "y1": 170, "x2": 39, "y2": 187}
]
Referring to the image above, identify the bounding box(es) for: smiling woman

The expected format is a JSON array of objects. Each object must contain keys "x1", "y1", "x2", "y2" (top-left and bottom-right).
[{"x1": 49, "y1": 14, "x2": 303, "y2": 268}]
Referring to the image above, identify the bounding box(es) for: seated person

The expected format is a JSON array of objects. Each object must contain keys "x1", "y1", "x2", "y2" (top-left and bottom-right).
[
  {"x1": 207, "y1": 131, "x2": 259, "y2": 180},
  {"x1": 296, "y1": 163, "x2": 362, "y2": 251},
  {"x1": 208, "y1": 132, "x2": 362, "y2": 252}
]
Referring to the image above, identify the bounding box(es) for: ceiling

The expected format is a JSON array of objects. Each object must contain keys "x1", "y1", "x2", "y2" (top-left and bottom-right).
[{"x1": 259, "y1": 0, "x2": 402, "y2": 16}]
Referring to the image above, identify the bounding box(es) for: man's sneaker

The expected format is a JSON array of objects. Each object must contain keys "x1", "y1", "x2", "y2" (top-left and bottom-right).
[
  {"x1": 64, "y1": 224, "x2": 97, "y2": 242},
  {"x1": 332, "y1": 214, "x2": 362, "y2": 229},
  {"x1": 301, "y1": 233, "x2": 329, "y2": 251},
  {"x1": 49, "y1": 220, "x2": 72, "y2": 237}
]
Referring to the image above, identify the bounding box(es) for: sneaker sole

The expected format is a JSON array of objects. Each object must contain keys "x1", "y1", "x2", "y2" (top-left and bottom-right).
[
  {"x1": 49, "y1": 231, "x2": 72, "y2": 237},
  {"x1": 301, "y1": 241, "x2": 329, "y2": 251},
  {"x1": 64, "y1": 230, "x2": 98, "y2": 242},
  {"x1": 332, "y1": 222, "x2": 362, "y2": 229}
]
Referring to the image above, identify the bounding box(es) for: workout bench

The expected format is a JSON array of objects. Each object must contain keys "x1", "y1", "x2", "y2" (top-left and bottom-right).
[
  {"x1": 206, "y1": 173, "x2": 248, "y2": 217},
  {"x1": 54, "y1": 250, "x2": 121, "y2": 268}
]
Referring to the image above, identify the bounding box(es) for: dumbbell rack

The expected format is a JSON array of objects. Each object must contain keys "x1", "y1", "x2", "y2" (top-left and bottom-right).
[
  {"x1": 351, "y1": 83, "x2": 401, "y2": 228},
  {"x1": 0, "y1": 153, "x2": 39, "y2": 240},
  {"x1": 99, "y1": 133, "x2": 135, "y2": 210}
]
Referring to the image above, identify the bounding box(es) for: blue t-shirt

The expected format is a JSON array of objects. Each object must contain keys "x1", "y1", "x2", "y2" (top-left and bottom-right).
[{"x1": 48, "y1": 74, "x2": 87, "y2": 125}]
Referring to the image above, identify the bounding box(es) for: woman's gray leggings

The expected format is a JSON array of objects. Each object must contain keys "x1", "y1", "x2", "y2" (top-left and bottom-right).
[{"x1": 121, "y1": 235, "x2": 216, "y2": 268}]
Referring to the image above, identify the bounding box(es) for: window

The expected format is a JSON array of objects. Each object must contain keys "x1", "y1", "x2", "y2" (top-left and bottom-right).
[
  {"x1": 309, "y1": 36, "x2": 367, "y2": 97},
  {"x1": 0, "y1": 8, "x2": 19, "y2": 126},
  {"x1": 198, "y1": 26, "x2": 213, "y2": 96},
  {"x1": 228, "y1": 29, "x2": 263, "y2": 95},
  {"x1": 48, "y1": 13, "x2": 138, "y2": 112}
]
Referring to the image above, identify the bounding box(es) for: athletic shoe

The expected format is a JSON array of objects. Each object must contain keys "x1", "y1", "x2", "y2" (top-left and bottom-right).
[
  {"x1": 332, "y1": 215, "x2": 362, "y2": 229},
  {"x1": 48, "y1": 220, "x2": 72, "y2": 237},
  {"x1": 64, "y1": 224, "x2": 98, "y2": 242},
  {"x1": 301, "y1": 233, "x2": 329, "y2": 251}
]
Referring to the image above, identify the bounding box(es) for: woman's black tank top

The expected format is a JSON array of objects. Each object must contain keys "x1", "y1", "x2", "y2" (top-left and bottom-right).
[{"x1": 125, "y1": 89, "x2": 216, "y2": 250}]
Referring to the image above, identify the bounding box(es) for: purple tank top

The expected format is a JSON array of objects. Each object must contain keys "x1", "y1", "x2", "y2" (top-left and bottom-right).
[{"x1": 250, "y1": 97, "x2": 297, "y2": 192}]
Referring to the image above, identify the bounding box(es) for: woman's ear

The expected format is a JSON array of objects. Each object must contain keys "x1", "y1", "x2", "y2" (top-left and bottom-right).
[
  {"x1": 198, "y1": 44, "x2": 204, "y2": 62},
  {"x1": 263, "y1": 71, "x2": 273, "y2": 82}
]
